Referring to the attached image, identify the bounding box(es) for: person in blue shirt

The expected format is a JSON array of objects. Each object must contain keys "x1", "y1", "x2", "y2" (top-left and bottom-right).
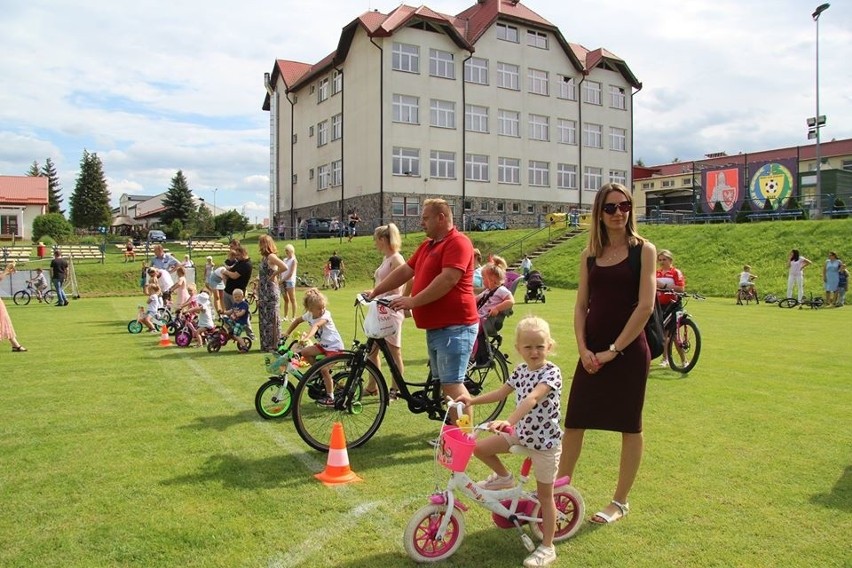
[{"x1": 222, "y1": 288, "x2": 250, "y2": 351}]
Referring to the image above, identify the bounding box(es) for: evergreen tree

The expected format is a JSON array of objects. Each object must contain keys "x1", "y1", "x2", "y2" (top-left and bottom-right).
[
  {"x1": 195, "y1": 202, "x2": 215, "y2": 235},
  {"x1": 160, "y1": 170, "x2": 194, "y2": 227},
  {"x1": 27, "y1": 160, "x2": 40, "y2": 177},
  {"x1": 41, "y1": 158, "x2": 64, "y2": 214},
  {"x1": 735, "y1": 197, "x2": 753, "y2": 223},
  {"x1": 69, "y1": 150, "x2": 111, "y2": 229}
]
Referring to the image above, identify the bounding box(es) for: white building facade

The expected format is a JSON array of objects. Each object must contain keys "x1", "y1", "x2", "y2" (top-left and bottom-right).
[{"x1": 263, "y1": 0, "x2": 640, "y2": 234}]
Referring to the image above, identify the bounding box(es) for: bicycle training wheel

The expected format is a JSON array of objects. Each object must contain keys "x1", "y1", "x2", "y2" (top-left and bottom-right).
[
  {"x1": 666, "y1": 317, "x2": 701, "y2": 374},
  {"x1": 531, "y1": 484, "x2": 585, "y2": 542},
  {"x1": 43, "y1": 290, "x2": 57, "y2": 304},
  {"x1": 777, "y1": 298, "x2": 797, "y2": 309},
  {"x1": 292, "y1": 353, "x2": 387, "y2": 452},
  {"x1": 461, "y1": 350, "x2": 509, "y2": 423},
  {"x1": 255, "y1": 379, "x2": 295, "y2": 419},
  {"x1": 12, "y1": 291, "x2": 31, "y2": 306},
  {"x1": 403, "y1": 504, "x2": 466, "y2": 563}
]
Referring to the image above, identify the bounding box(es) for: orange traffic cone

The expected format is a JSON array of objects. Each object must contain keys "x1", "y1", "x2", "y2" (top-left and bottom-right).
[
  {"x1": 159, "y1": 325, "x2": 172, "y2": 347},
  {"x1": 315, "y1": 421, "x2": 362, "y2": 486}
]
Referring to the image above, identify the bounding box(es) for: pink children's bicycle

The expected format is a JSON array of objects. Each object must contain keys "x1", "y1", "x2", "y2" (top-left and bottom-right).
[{"x1": 403, "y1": 402, "x2": 584, "y2": 562}]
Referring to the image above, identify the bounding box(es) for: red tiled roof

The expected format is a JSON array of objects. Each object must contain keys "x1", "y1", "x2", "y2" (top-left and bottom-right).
[{"x1": 0, "y1": 175, "x2": 49, "y2": 205}]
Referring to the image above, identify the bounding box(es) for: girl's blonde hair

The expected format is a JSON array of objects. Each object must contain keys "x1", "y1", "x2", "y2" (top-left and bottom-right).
[
  {"x1": 146, "y1": 282, "x2": 161, "y2": 295},
  {"x1": 490, "y1": 255, "x2": 508, "y2": 270},
  {"x1": 515, "y1": 315, "x2": 555, "y2": 350},
  {"x1": 284, "y1": 243, "x2": 295, "y2": 256},
  {"x1": 303, "y1": 287, "x2": 328, "y2": 311},
  {"x1": 374, "y1": 223, "x2": 402, "y2": 252},
  {"x1": 176, "y1": 265, "x2": 186, "y2": 277},
  {"x1": 481, "y1": 263, "x2": 506, "y2": 284},
  {"x1": 587, "y1": 183, "x2": 645, "y2": 258},
  {"x1": 658, "y1": 249, "x2": 673, "y2": 261}
]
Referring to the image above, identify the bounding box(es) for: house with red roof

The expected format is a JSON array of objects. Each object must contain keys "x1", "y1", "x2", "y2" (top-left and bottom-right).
[
  {"x1": 263, "y1": 0, "x2": 640, "y2": 234},
  {"x1": 0, "y1": 175, "x2": 49, "y2": 241}
]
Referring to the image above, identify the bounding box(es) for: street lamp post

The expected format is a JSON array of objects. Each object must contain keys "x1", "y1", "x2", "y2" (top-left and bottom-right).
[
  {"x1": 811, "y1": 3, "x2": 830, "y2": 217},
  {"x1": 213, "y1": 187, "x2": 218, "y2": 215}
]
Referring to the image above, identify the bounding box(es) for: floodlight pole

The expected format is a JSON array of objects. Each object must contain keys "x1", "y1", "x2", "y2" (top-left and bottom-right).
[{"x1": 813, "y1": 3, "x2": 829, "y2": 217}]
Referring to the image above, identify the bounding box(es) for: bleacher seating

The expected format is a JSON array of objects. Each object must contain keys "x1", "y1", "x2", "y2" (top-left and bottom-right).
[
  {"x1": 683, "y1": 213, "x2": 732, "y2": 223},
  {"x1": 746, "y1": 210, "x2": 804, "y2": 222},
  {"x1": 0, "y1": 246, "x2": 32, "y2": 265},
  {"x1": 58, "y1": 245, "x2": 104, "y2": 263},
  {"x1": 185, "y1": 240, "x2": 230, "y2": 253}
]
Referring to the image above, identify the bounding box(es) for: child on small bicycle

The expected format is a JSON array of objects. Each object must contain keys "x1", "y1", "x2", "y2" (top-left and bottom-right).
[
  {"x1": 27, "y1": 268, "x2": 49, "y2": 302},
  {"x1": 455, "y1": 315, "x2": 563, "y2": 568},
  {"x1": 282, "y1": 287, "x2": 345, "y2": 407},
  {"x1": 186, "y1": 290, "x2": 215, "y2": 347},
  {"x1": 737, "y1": 265, "x2": 758, "y2": 304},
  {"x1": 139, "y1": 282, "x2": 162, "y2": 332},
  {"x1": 221, "y1": 288, "x2": 250, "y2": 351}
]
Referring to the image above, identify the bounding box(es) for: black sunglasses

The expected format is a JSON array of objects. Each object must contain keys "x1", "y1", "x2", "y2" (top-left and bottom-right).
[{"x1": 602, "y1": 201, "x2": 632, "y2": 215}]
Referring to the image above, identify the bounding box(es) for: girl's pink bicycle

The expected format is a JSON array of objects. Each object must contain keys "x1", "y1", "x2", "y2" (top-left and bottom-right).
[{"x1": 403, "y1": 402, "x2": 584, "y2": 563}]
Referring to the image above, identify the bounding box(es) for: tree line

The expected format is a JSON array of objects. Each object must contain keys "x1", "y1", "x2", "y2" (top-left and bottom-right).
[{"x1": 27, "y1": 151, "x2": 249, "y2": 241}]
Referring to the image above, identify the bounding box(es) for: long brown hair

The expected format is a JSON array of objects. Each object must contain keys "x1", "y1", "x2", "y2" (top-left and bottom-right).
[
  {"x1": 588, "y1": 183, "x2": 645, "y2": 257},
  {"x1": 258, "y1": 234, "x2": 278, "y2": 257}
]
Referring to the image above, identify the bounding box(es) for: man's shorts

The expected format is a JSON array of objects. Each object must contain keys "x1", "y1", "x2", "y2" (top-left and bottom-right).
[
  {"x1": 426, "y1": 324, "x2": 477, "y2": 384},
  {"x1": 495, "y1": 431, "x2": 562, "y2": 484}
]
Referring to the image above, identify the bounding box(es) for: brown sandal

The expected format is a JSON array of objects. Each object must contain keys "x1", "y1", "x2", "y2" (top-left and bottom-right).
[{"x1": 12, "y1": 346, "x2": 27, "y2": 352}]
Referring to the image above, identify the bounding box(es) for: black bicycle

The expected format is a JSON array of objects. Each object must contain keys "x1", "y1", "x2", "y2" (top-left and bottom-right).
[
  {"x1": 777, "y1": 293, "x2": 824, "y2": 309},
  {"x1": 291, "y1": 295, "x2": 510, "y2": 452},
  {"x1": 662, "y1": 292, "x2": 704, "y2": 374}
]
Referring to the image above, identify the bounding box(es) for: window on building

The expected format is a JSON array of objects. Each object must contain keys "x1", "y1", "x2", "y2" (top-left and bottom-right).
[
  {"x1": 610, "y1": 85, "x2": 626, "y2": 109},
  {"x1": 480, "y1": 201, "x2": 489, "y2": 212},
  {"x1": 465, "y1": 104, "x2": 488, "y2": 133},
  {"x1": 583, "y1": 80, "x2": 602, "y2": 105},
  {"x1": 527, "y1": 203, "x2": 535, "y2": 213},
  {"x1": 583, "y1": 123, "x2": 602, "y2": 148},
  {"x1": 496, "y1": 202, "x2": 505, "y2": 212},
  {"x1": 331, "y1": 160, "x2": 343, "y2": 186},
  {"x1": 317, "y1": 78, "x2": 329, "y2": 103},
  {"x1": 610, "y1": 127, "x2": 626, "y2": 151},
  {"x1": 842, "y1": 159, "x2": 852, "y2": 171},
  {"x1": 557, "y1": 163, "x2": 578, "y2": 189},
  {"x1": 429, "y1": 49, "x2": 455, "y2": 79},
  {"x1": 512, "y1": 202, "x2": 520, "y2": 213},
  {"x1": 331, "y1": 113, "x2": 342, "y2": 140},
  {"x1": 392, "y1": 196, "x2": 421, "y2": 216},
  {"x1": 309, "y1": 168, "x2": 314, "y2": 179},
  {"x1": 609, "y1": 169, "x2": 627, "y2": 185},
  {"x1": 558, "y1": 75, "x2": 577, "y2": 100},
  {"x1": 465, "y1": 154, "x2": 489, "y2": 182},
  {"x1": 496, "y1": 62, "x2": 520, "y2": 90},
  {"x1": 498, "y1": 109, "x2": 520, "y2": 137},
  {"x1": 661, "y1": 179, "x2": 675, "y2": 188},
  {"x1": 557, "y1": 119, "x2": 577, "y2": 145},
  {"x1": 528, "y1": 114, "x2": 549, "y2": 141},
  {"x1": 393, "y1": 147, "x2": 420, "y2": 176},
  {"x1": 309, "y1": 125, "x2": 314, "y2": 137},
  {"x1": 528, "y1": 68, "x2": 548, "y2": 96},
  {"x1": 682, "y1": 177, "x2": 693, "y2": 186},
  {"x1": 526, "y1": 30, "x2": 548, "y2": 49},
  {"x1": 584, "y1": 166, "x2": 603, "y2": 191},
  {"x1": 430, "y1": 150, "x2": 456, "y2": 179},
  {"x1": 332, "y1": 70, "x2": 342, "y2": 94},
  {"x1": 498, "y1": 157, "x2": 521, "y2": 184},
  {"x1": 0, "y1": 214, "x2": 19, "y2": 237},
  {"x1": 464, "y1": 57, "x2": 488, "y2": 85},
  {"x1": 316, "y1": 120, "x2": 329, "y2": 146},
  {"x1": 529, "y1": 160, "x2": 550, "y2": 187},
  {"x1": 430, "y1": 99, "x2": 456, "y2": 129},
  {"x1": 392, "y1": 42, "x2": 419, "y2": 73},
  {"x1": 317, "y1": 164, "x2": 330, "y2": 190},
  {"x1": 641, "y1": 182, "x2": 654, "y2": 189},
  {"x1": 392, "y1": 94, "x2": 419, "y2": 124},
  {"x1": 497, "y1": 23, "x2": 519, "y2": 43}
]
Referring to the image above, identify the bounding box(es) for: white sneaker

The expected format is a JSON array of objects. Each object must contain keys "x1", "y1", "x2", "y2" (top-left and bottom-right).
[
  {"x1": 524, "y1": 544, "x2": 556, "y2": 567},
  {"x1": 476, "y1": 472, "x2": 515, "y2": 490},
  {"x1": 659, "y1": 359, "x2": 669, "y2": 368}
]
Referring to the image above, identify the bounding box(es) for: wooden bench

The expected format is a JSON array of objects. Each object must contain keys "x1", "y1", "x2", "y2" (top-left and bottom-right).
[
  {"x1": 823, "y1": 209, "x2": 852, "y2": 218},
  {"x1": 1, "y1": 247, "x2": 32, "y2": 265},
  {"x1": 187, "y1": 240, "x2": 230, "y2": 253},
  {"x1": 747, "y1": 210, "x2": 804, "y2": 222},
  {"x1": 684, "y1": 213, "x2": 732, "y2": 224},
  {"x1": 59, "y1": 245, "x2": 104, "y2": 263}
]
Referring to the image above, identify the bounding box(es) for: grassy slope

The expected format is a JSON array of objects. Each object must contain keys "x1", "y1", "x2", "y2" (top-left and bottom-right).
[{"x1": 22, "y1": 218, "x2": 851, "y2": 298}]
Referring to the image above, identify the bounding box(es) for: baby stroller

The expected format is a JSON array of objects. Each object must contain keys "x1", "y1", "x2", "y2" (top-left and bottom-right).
[{"x1": 524, "y1": 270, "x2": 546, "y2": 303}]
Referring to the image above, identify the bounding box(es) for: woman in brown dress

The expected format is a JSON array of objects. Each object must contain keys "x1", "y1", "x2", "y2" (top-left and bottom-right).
[{"x1": 557, "y1": 183, "x2": 656, "y2": 524}]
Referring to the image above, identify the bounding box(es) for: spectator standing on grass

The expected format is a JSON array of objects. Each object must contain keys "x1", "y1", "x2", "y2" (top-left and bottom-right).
[
  {"x1": 50, "y1": 249, "x2": 69, "y2": 307},
  {"x1": 222, "y1": 244, "x2": 254, "y2": 340},
  {"x1": 181, "y1": 254, "x2": 194, "y2": 268},
  {"x1": 557, "y1": 182, "x2": 656, "y2": 526},
  {"x1": 823, "y1": 251, "x2": 841, "y2": 307},
  {"x1": 328, "y1": 251, "x2": 344, "y2": 290},
  {"x1": 279, "y1": 244, "x2": 298, "y2": 322},
  {"x1": 146, "y1": 268, "x2": 174, "y2": 304},
  {"x1": 368, "y1": 198, "x2": 478, "y2": 427},
  {"x1": 347, "y1": 210, "x2": 361, "y2": 242},
  {"x1": 172, "y1": 265, "x2": 189, "y2": 307},
  {"x1": 151, "y1": 244, "x2": 179, "y2": 273},
  {"x1": 0, "y1": 263, "x2": 27, "y2": 351},
  {"x1": 787, "y1": 249, "x2": 811, "y2": 303},
  {"x1": 257, "y1": 235, "x2": 288, "y2": 352},
  {"x1": 837, "y1": 263, "x2": 848, "y2": 307},
  {"x1": 521, "y1": 255, "x2": 533, "y2": 280}
]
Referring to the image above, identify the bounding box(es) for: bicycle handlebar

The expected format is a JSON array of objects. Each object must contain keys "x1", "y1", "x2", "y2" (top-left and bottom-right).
[{"x1": 355, "y1": 293, "x2": 394, "y2": 308}]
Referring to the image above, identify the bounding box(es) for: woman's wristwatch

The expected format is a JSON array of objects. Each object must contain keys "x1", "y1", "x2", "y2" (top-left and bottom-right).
[{"x1": 609, "y1": 343, "x2": 623, "y2": 356}]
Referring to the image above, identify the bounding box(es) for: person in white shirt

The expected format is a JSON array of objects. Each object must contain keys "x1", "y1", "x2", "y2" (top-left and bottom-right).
[{"x1": 787, "y1": 249, "x2": 811, "y2": 303}]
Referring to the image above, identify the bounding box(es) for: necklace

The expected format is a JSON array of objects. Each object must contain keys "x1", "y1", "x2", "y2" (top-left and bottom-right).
[{"x1": 603, "y1": 243, "x2": 627, "y2": 261}]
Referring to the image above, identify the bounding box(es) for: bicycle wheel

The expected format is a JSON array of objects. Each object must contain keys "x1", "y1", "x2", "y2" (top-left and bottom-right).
[
  {"x1": 237, "y1": 337, "x2": 252, "y2": 352},
  {"x1": 403, "y1": 504, "x2": 466, "y2": 562},
  {"x1": 303, "y1": 275, "x2": 317, "y2": 287},
  {"x1": 811, "y1": 298, "x2": 825, "y2": 309},
  {"x1": 666, "y1": 317, "x2": 701, "y2": 374},
  {"x1": 43, "y1": 290, "x2": 57, "y2": 304},
  {"x1": 462, "y1": 351, "x2": 509, "y2": 422},
  {"x1": 777, "y1": 298, "x2": 797, "y2": 309},
  {"x1": 128, "y1": 320, "x2": 144, "y2": 334},
  {"x1": 255, "y1": 379, "x2": 295, "y2": 419},
  {"x1": 175, "y1": 330, "x2": 192, "y2": 347},
  {"x1": 12, "y1": 291, "x2": 31, "y2": 306},
  {"x1": 530, "y1": 484, "x2": 585, "y2": 542},
  {"x1": 206, "y1": 333, "x2": 222, "y2": 353},
  {"x1": 292, "y1": 353, "x2": 387, "y2": 452}
]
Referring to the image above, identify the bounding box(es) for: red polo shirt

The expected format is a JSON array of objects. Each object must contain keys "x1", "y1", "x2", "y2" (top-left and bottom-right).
[{"x1": 407, "y1": 227, "x2": 478, "y2": 329}]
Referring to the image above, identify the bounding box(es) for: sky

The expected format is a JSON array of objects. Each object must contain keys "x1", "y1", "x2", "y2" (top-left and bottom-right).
[{"x1": 1, "y1": 0, "x2": 850, "y2": 223}]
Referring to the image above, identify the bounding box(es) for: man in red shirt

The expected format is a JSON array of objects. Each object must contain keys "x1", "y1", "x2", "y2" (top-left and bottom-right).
[{"x1": 369, "y1": 199, "x2": 478, "y2": 422}]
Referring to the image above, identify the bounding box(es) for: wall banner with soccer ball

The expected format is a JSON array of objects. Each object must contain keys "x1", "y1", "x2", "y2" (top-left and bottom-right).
[{"x1": 747, "y1": 158, "x2": 798, "y2": 210}]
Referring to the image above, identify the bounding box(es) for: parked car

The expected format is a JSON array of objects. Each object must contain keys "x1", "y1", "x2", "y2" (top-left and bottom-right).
[
  {"x1": 147, "y1": 230, "x2": 167, "y2": 243},
  {"x1": 298, "y1": 218, "x2": 345, "y2": 239}
]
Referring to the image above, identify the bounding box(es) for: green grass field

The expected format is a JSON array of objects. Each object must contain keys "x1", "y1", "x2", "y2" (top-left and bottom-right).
[{"x1": 1, "y1": 280, "x2": 849, "y2": 567}]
